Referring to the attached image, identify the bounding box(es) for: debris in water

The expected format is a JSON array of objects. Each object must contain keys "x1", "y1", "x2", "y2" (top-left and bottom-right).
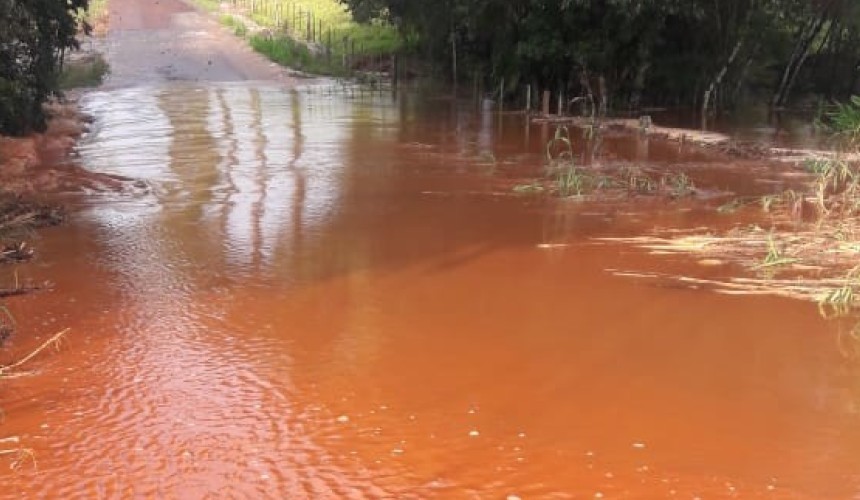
[
  {"x1": 537, "y1": 243, "x2": 570, "y2": 249},
  {"x1": 632, "y1": 442, "x2": 646, "y2": 449},
  {"x1": 336, "y1": 415, "x2": 350, "y2": 423},
  {"x1": 469, "y1": 430, "x2": 480, "y2": 437}
]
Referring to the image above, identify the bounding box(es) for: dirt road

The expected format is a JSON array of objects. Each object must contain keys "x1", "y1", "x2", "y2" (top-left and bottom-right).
[{"x1": 104, "y1": 0, "x2": 292, "y2": 86}]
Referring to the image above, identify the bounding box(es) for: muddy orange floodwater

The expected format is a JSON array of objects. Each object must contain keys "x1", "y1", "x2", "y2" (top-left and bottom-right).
[{"x1": 1, "y1": 83, "x2": 858, "y2": 498}]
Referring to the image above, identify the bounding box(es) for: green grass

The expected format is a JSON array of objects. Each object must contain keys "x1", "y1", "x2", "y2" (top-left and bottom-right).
[
  {"x1": 81, "y1": 0, "x2": 108, "y2": 26},
  {"x1": 821, "y1": 96, "x2": 860, "y2": 143},
  {"x1": 250, "y1": 35, "x2": 346, "y2": 76},
  {"x1": 196, "y1": 0, "x2": 404, "y2": 76},
  {"x1": 221, "y1": 14, "x2": 249, "y2": 36},
  {"x1": 59, "y1": 54, "x2": 110, "y2": 89},
  {"x1": 213, "y1": 0, "x2": 401, "y2": 57}
]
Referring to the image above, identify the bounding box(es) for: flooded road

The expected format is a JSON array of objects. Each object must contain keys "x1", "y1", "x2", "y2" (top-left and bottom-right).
[
  {"x1": 3, "y1": 1, "x2": 860, "y2": 498},
  {"x1": 0, "y1": 82, "x2": 857, "y2": 498}
]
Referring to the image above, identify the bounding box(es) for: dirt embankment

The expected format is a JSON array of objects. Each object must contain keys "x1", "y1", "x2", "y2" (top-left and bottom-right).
[{"x1": 0, "y1": 100, "x2": 133, "y2": 195}]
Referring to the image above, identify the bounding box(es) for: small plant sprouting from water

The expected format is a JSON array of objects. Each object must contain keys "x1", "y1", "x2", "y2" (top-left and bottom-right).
[
  {"x1": 820, "y1": 96, "x2": 860, "y2": 143},
  {"x1": 514, "y1": 126, "x2": 699, "y2": 199},
  {"x1": 556, "y1": 164, "x2": 585, "y2": 197},
  {"x1": 756, "y1": 233, "x2": 797, "y2": 269},
  {"x1": 662, "y1": 172, "x2": 695, "y2": 198},
  {"x1": 546, "y1": 126, "x2": 574, "y2": 165},
  {"x1": 818, "y1": 265, "x2": 860, "y2": 319}
]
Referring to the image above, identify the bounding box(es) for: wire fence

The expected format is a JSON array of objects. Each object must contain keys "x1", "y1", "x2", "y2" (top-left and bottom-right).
[{"x1": 224, "y1": 0, "x2": 399, "y2": 73}]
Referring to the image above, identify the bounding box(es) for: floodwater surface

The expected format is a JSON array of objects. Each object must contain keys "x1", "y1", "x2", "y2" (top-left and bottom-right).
[{"x1": 1, "y1": 82, "x2": 860, "y2": 498}]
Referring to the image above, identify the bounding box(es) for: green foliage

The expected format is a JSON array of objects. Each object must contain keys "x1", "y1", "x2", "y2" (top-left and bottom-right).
[
  {"x1": 250, "y1": 35, "x2": 346, "y2": 76},
  {"x1": 341, "y1": 0, "x2": 860, "y2": 108},
  {"x1": 0, "y1": 0, "x2": 90, "y2": 135},
  {"x1": 556, "y1": 164, "x2": 585, "y2": 197},
  {"x1": 228, "y1": 0, "x2": 401, "y2": 58},
  {"x1": 221, "y1": 15, "x2": 249, "y2": 36},
  {"x1": 59, "y1": 54, "x2": 110, "y2": 89},
  {"x1": 823, "y1": 96, "x2": 860, "y2": 142},
  {"x1": 196, "y1": 0, "x2": 403, "y2": 75}
]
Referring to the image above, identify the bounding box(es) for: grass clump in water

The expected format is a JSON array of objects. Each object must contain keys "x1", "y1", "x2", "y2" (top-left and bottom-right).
[
  {"x1": 514, "y1": 126, "x2": 698, "y2": 200},
  {"x1": 59, "y1": 54, "x2": 109, "y2": 89},
  {"x1": 602, "y1": 100, "x2": 860, "y2": 347}
]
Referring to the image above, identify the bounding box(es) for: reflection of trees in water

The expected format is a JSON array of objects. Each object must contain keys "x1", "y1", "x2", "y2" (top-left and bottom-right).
[
  {"x1": 159, "y1": 86, "x2": 221, "y2": 215},
  {"x1": 287, "y1": 89, "x2": 307, "y2": 280},
  {"x1": 249, "y1": 87, "x2": 268, "y2": 273},
  {"x1": 156, "y1": 85, "x2": 224, "y2": 277}
]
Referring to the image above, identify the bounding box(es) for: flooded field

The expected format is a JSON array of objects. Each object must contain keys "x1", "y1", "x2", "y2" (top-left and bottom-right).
[{"x1": 0, "y1": 81, "x2": 858, "y2": 498}]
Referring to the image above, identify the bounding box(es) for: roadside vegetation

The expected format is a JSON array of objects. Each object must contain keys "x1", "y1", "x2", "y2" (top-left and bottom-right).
[
  {"x1": 341, "y1": 0, "x2": 860, "y2": 115},
  {"x1": 0, "y1": 0, "x2": 92, "y2": 135},
  {"x1": 193, "y1": 0, "x2": 402, "y2": 76}
]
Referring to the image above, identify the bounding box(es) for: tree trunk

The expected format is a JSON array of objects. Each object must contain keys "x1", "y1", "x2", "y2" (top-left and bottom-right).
[
  {"x1": 598, "y1": 74, "x2": 608, "y2": 118},
  {"x1": 772, "y1": 13, "x2": 830, "y2": 107},
  {"x1": 702, "y1": 38, "x2": 743, "y2": 118}
]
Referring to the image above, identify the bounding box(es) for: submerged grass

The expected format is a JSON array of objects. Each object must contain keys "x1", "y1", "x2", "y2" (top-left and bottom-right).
[
  {"x1": 565, "y1": 97, "x2": 860, "y2": 364},
  {"x1": 602, "y1": 100, "x2": 860, "y2": 343},
  {"x1": 515, "y1": 126, "x2": 698, "y2": 200}
]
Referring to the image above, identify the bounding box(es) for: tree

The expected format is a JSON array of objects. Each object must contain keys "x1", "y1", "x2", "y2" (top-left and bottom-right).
[
  {"x1": 0, "y1": 0, "x2": 90, "y2": 135},
  {"x1": 340, "y1": 0, "x2": 860, "y2": 112}
]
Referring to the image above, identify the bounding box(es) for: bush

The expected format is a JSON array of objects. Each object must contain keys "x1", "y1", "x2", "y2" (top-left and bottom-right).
[{"x1": 0, "y1": 0, "x2": 90, "y2": 135}]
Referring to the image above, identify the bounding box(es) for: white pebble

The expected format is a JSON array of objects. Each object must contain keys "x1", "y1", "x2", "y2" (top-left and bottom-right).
[
  {"x1": 632, "y1": 442, "x2": 646, "y2": 449},
  {"x1": 336, "y1": 415, "x2": 350, "y2": 423},
  {"x1": 507, "y1": 496, "x2": 522, "y2": 500},
  {"x1": 469, "y1": 430, "x2": 480, "y2": 437}
]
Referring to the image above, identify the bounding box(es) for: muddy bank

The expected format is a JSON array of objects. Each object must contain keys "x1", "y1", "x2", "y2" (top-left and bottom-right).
[{"x1": 0, "y1": 100, "x2": 135, "y2": 195}]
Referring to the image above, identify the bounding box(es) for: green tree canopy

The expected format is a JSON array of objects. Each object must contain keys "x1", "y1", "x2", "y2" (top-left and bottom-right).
[
  {"x1": 342, "y1": 0, "x2": 860, "y2": 111},
  {"x1": 0, "y1": 0, "x2": 90, "y2": 135}
]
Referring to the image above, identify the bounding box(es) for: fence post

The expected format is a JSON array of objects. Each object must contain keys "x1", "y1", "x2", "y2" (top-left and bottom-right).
[
  {"x1": 499, "y1": 78, "x2": 505, "y2": 114},
  {"x1": 557, "y1": 86, "x2": 564, "y2": 116},
  {"x1": 525, "y1": 85, "x2": 531, "y2": 113}
]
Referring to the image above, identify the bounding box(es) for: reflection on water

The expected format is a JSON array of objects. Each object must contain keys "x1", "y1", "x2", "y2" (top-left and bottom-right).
[{"x1": 2, "y1": 83, "x2": 860, "y2": 497}]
